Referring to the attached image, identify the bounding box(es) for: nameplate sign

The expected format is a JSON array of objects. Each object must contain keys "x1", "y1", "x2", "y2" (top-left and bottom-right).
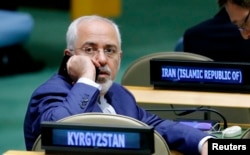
[
  {"x1": 150, "y1": 59, "x2": 250, "y2": 92},
  {"x1": 41, "y1": 121, "x2": 154, "y2": 155}
]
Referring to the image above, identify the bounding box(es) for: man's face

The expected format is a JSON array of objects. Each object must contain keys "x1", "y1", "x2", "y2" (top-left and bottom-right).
[
  {"x1": 226, "y1": 1, "x2": 250, "y2": 39},
  {"x1": 238, "y1": 11, "x2": 250, "y2": 39},
  {"x1": 74, "y1": 19, "x2": 122, "y2": 82}
]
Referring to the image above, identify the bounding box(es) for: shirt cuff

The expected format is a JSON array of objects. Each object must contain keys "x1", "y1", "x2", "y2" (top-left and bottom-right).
[
  {"x1": 198, "y1": 136, "x2": 214, "y2": 153},
  {"x1": 77, "y1": 77, "x2": 102, "y2": 90}
]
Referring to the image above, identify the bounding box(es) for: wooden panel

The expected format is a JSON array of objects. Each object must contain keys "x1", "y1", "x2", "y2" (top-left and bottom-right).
[
  {"x1": 124, "y1": 86, "x2": 250, "y2": 108},
  {"x1": 70, "y1": 0, "x2": 121, "y2": 20}
]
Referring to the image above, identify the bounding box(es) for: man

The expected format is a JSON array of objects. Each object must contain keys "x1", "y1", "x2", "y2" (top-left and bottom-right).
[
  {"x1": 183, "y1": 0, "x2": 250, "y2": 62},
  {"x1": 24, "y1": 15, "x2": 210, "y2": 155}
]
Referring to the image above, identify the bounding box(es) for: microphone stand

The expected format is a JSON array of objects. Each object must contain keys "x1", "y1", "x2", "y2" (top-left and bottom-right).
[{"x1": 145, "y1": 107, "x2": 227, "y2": 129}]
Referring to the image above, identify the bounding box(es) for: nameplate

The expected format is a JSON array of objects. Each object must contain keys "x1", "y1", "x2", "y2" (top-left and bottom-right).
[
  {"x1": 150, "y1": 59, "x2": 250, "y2": 93},
  {"x1": 41, "y1": 121, "x2": 154, "y2": 155}
]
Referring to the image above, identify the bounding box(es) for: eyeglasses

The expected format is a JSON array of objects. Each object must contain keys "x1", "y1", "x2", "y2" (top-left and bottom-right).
[
  {"x1": 76, "y1": 46, "x2": 119, "y2": 57},
  {"x1": 238, "y1": 11, "x2": 250, "y2": 32}
]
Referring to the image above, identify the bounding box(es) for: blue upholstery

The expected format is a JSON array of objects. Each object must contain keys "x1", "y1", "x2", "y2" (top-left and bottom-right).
[{"x1": 0, "y1": 10, "x2": 34, "y2": 47}]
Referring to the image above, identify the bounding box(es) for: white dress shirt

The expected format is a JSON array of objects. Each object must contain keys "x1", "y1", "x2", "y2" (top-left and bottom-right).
[{"x1": 77, "y1": 77, "x2": 116, "y2": 114}]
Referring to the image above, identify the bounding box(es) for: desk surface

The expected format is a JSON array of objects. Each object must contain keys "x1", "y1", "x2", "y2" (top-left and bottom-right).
[
  {"x1": 3, "y1": 150, "x2": 182, "y2": 155},
  {"x1": 124, "y1": 86, "x2": 250, "y2": 108}
]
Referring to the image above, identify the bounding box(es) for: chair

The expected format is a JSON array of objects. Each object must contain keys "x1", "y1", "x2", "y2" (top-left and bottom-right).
[
  {"x1": 121, "y1": 51, "x2": 214, "y2": 120},
  {"x1": 121, "y1": 51, "x2": 213, "y2": 87},
  {"x1": 121, "y1": 51, "x2": 250, "y2": 124},
  {"x1": 32, "y1": 113, "x2": 171, "y2": 155},
  {"x1": 241, "y1": 128, "x2": 250, "y2": 139},
  {"x1": 0, "y1": 10, "x2": 34, "y2": 47}
]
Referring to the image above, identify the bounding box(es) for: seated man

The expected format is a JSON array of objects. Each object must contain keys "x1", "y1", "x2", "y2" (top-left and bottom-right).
[
  {"x1": 23, "y1": 15, "x2": 212, "y2": 155},
  {"x1": 0, "y1": 10, "x2": 44, "y2": 76},
  {"x1": 183, "y1": 0, "x2": 250, "y2": 62}
]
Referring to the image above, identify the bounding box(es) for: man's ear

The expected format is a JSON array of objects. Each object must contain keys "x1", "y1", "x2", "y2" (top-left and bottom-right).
[
  {"x1": 119, "y1": 51, "x2": 123, "y2": 59},
  {"x1": 64, "y1": 49, "x2": 73, "y2": 56}
]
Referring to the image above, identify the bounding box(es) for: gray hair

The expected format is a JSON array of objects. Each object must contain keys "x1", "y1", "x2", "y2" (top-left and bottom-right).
[{"x1": 66, "y1": 15, "x2": 122, "y2": 51}]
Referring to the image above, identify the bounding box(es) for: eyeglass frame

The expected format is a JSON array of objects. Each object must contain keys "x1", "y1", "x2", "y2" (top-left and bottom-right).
[{"x1": 72, "y1": 45, "x2": 120, "y2": 58}]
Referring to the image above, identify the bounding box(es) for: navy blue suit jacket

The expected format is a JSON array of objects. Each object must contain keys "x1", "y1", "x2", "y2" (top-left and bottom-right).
[
  {"x1": 184, "y1": 8, "x2": 250, "y2": 62},
  {"x1": 24, "y1": 74, "x2": 209, "y2": 155}
]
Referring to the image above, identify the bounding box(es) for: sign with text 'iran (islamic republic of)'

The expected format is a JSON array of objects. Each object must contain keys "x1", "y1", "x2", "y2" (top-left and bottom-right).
[{"x1": 150, "y1": 59, "x2": 250, "y2": 92}]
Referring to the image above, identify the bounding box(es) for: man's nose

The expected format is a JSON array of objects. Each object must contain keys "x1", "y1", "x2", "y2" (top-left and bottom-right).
[
  {"x1": 95, "y1": 50, "x2": 107, "y2": 65},
  {"x1": 240, "y1": 31, "x2": 250, "y2": 39}
]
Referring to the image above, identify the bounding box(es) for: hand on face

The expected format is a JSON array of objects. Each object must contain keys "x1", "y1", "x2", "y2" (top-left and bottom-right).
[
  {"x1": 66, "y1": 54, "x2": 98, "y2": 82},
  {"x1": 240, "y1": 28, "x2": 250, "y2": 39},
  {"x1": 225, "y1": 1, "x2": 250, "y2": 39},
  {"x1": 65, "y1": 18, "x2": 121, "y2": 83}
]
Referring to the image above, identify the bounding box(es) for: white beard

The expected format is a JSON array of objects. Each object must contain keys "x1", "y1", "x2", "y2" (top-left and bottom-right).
[
  {"x1": 95, "y1": 65, "x2": 113, "y2": 95},
  {"x1": 99, "y1": 79, "x2": 113, "y2": 95}
]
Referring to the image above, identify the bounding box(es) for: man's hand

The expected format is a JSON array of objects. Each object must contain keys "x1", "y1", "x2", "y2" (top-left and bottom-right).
[
  {"x1": 201, "y1": 141, "x2": 208, "y2": 155},
  {"x1": 67, "y1": 55, "x2": 96, "y2": 82}
]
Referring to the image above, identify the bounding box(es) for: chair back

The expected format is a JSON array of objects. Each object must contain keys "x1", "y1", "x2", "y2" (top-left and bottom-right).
[
  {"x1": 241, "y1": 128, "x2": 250, "y2": 139},
  {"x1": 32, "y1": 113, "x2": 171, "y2": 155},
  {"x1": 121, "y1": 51, "x2": 213, "y2": 86}
]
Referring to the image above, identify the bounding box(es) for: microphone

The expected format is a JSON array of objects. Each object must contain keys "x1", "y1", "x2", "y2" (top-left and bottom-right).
[{"x1": 145, "y1": 107, "x2": 227, "y2": 129}]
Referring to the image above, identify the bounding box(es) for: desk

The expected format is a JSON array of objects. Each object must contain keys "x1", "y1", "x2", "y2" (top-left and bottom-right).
[
  {"x1": 124, "y1": 86, "x2": 250, "y2": 108},
  {"x1": 3, "y1": 150, "x2": 182, "y2": 155}
]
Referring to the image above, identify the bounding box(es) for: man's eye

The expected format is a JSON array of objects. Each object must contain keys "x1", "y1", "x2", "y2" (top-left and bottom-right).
[
  {"x1": 104, "y1": 48, "x2": 116, "y2": 54},
  {"x1": 84, "y1": 47, "x2": 95, "y2": 53}
]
